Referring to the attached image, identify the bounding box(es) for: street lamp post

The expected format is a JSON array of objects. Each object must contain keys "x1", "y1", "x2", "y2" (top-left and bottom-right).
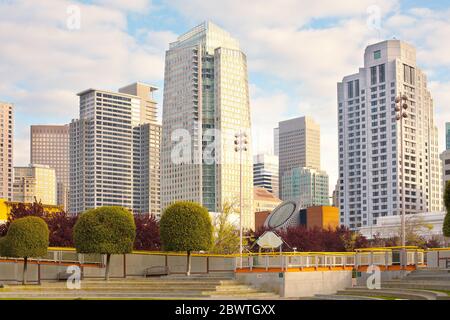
[
  {"x1": 395, "y1": 94, "x2": 409, "y2": 269},
  {"x1": 234, "y1": 131, "x2": 248, "y2": 269}
]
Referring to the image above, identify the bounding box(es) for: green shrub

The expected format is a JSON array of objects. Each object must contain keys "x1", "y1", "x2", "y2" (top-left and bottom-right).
[
  {"x1": 160, "y1": 201, "x2": 213, "y2": 275},
  {"x1": 444, "y1": 181, "x2": 450, "y2": 238},
  {"x1": 73, "y1": 206, "x2": 136, "y2": 280},
  {"x1": 1, "y1": 216, "x2": 49, "y2": 284}
]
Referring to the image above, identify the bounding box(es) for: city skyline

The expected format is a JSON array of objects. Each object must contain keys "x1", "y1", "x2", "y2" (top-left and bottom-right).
[{"x1": 2, "y1": 1, "x2": 450, "y2": 196}]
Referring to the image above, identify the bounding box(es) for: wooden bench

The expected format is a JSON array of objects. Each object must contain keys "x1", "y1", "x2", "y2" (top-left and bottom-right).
[{"x1": 144, "y1": 266, "x2": 170, "y2": 277}]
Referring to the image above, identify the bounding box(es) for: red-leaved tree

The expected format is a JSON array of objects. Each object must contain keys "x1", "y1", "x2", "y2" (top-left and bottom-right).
[{"x1": 133, "y1": 214, "x2": 161, "y2": 251}]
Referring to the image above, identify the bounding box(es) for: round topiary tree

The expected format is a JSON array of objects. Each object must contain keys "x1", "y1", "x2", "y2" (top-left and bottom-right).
[
  {"x1": 443, "y1": 181, "x2": 450, "y2": 239},
  {"x1": 160, "y1": 201, "x2": 213, "y2": 276},
  {"x1": 73, "y1": 206, "x2": 136, "y2": 280},
  {"x1": 1, "y1": 216, "x2": 49, "y2": 284}
]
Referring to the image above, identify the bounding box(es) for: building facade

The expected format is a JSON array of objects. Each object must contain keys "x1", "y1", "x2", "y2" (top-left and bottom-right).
[
  {"x1": 30, "y1": 125, "x2": 70, "y2": 210},
  {"x1": 161, "y1": 22, "x2": 254, "y2": 229},
  {"x1": 253, "y1": 154, "x2": 279, "y2": 197},
  {"x1": 277, "y1": 116, "x2": 320, "y2": 200},
  {"x1": 13, "y1": 164, "x2": 57, "y2": 205},
  {"x1": 253, "y1": 187, "x2": 282, "y2": 213},
  {"x1": 446, "y1": 122, "x2": 450, "y2": 150},
  {"x1": 281, "y1": 167, "x2": 329, "y2": 208},
  {"x1": 273, "y1": 127, "x2": 279, "y2": 156},
  {"x1": 69, "y1": 82, "x2": 161, "y2": 217},
  {"x1": 441, "y1": 150, "x2": 450, "y2": 187},
  {"x1": 338, "y1": 40, "x2": 442, "y2": 230},
  {"x1": 0, "y1": 102, "x2": 13, "y2": 201}
]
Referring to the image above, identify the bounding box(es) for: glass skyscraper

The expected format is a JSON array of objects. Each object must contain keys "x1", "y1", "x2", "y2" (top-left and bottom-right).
[
  {"x1": 161, "y1": 22, "x2": 254, "y2": 229},
  {"x1": 281, "y1": 167, "x2": 329, "y2": 209}
]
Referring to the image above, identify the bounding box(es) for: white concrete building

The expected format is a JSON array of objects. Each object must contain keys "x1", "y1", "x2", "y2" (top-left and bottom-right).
[
  {"x1": 359, "y1": 211, "x2": 445, "y2": 241},
  {"x1": 161, "y1": 21, "x2": 254, "y2": 229},
  {"x1": 253, "y1": 154, "x2": 279, "y2": 197},
  {"x1": 69, "y1": 83, "x2": 161, "y2": 216},
  {"x1": 338, "y1": 40, "x2": 442, "y2": 230}
]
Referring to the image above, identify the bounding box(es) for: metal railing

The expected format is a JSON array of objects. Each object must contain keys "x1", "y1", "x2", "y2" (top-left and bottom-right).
[{"x1": 234, "y1": 247, "x2": 426, "y2": 271}]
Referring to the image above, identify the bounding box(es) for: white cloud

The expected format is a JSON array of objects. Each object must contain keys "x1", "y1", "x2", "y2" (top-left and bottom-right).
[
  {"x1": 250, "y1": 84, "x2": 290, "y2": 155},
  {"x1": 92, "y1": 0, "x2": 152, "y2": 13},
  {"x1": 0, "y1": 0, "x2": 167, "y2": 166}
]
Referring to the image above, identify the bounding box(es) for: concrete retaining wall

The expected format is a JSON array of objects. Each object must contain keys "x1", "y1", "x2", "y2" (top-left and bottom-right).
[
  {"x1": 236, "y1": 270, "x2": 352, "y2": 298},
  {"x1": 0, "y1": 253, "x2": 236, "y2": 283}
]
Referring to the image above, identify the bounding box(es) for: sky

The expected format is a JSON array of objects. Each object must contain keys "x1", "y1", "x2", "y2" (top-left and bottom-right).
[{"x1": 1, "y1": 0, "x2": 450, "y2": 194}]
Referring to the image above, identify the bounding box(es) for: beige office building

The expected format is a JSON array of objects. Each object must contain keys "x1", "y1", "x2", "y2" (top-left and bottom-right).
[
  {"x1": 276, "y1": 116, "x2": 321, "y2": 200},
  {"x1": 13, "y1": 164, "x2": 57, "y2": 205},
  {"x1": 31, "y1": 125, "x2": 70, "y2": 210},
  {"x1": 0, "y1": 102, "x2": 13, "y2": 201},
  {"x1": 161, "y1": 22, "x2": 254, "y2": 229}
]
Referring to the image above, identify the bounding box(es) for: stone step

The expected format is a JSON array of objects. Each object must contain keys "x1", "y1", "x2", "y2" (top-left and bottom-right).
[
  {"x1": 315, "y1": 294, "x2": 383, "y2": 300},
  {"x1": 337, "y1": 287, "x2": 438, "y2": 300},
  {"x1": 32, "y1": 279, "x2": 241, "y2": 286},
  {"x1": 0, "y1": 289, "x2": 278, "y2": 299},
  {"x1": 4, "y1": 285, "x2": 260, "y2": 292},
  {"x1": 383, "y1": 282, "x2": 450, "y2": 291},
  {"x1": 405, "y1": 275, "x2": 450, "y2": 281}
]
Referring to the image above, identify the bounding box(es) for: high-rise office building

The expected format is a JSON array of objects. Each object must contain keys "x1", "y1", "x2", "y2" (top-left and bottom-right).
[
  {"x1": 441, "y1": 150, "x2": 450, "y2": 187},
  {"x1": 161, "y1": 22, "x2": 254, "y2": 229},
  {"x1": 13, "y1": 164, "x2": 57, "y2": 205},
  {"x1": 446, "y1": 122, "x2": 450, "y2": 150},
  {"x1": 338, "y1": 40, "x2": 442, "y2": 230},
  {"x1": 31, "y1": 125, "x2": 70, "y2": 210},
  {"x1": 277, "y1": 116, "x2": 320, "y2": 200},
  {"x1": 253, "y1": 154, "x2": 279, "y2": 197},
  {"x1": 0, "y1": 102, "x2": 13, "y2": 201},
  {"x1": 273, "y1": 127, "x2": 279, "y2": 156},
  {"x1": 281, "y1": 167, "x2": 329, "y2": 208},
  {"x1": 69, "y1": 82, "x2": 161, "y2": 217}
]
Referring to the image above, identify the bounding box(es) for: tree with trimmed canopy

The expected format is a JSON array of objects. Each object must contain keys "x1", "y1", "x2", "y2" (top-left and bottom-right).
[
  {"x1": 160, "y1": 201, "x2": 213, "y2": 276},
  {"x1": 0, "y1": 216, "x2": 49, "y2": 284},
  {"x1": 73, "y1": 206, "x2": 136, "y2": 280}
]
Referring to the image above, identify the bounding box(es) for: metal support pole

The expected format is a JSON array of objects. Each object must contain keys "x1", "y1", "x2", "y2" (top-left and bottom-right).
[
  {"x1": 239, "y1": 140, "x2": 243, "y2": 269},
  {"x1": 395, "y1": 94, "x2": 408, "y2": 272}
]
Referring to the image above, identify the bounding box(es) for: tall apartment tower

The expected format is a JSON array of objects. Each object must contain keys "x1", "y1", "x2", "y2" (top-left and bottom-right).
[
  {"x1": 338, "y1": 40, "x2": 442, "y2": 230},
  {"x1": 161, "y1": 22, "x2": 254, "y2": 229},
  {"x1": 0, "y1": 102, "x2": 13, "y2": 201},
  {"x1": 31, "y1": 125, "x2": 70, "y2": 210},
  {"x1": 69, "y1": 82, "x2": 161, "y2": 217},
  {"x1": 253, "y1": 154, "x2": 279, "y2": 197},
  {"x1": 277, "y1": 116, "x2": 321, "y2": 200},
  {"x1": 13, "y1": 164, "x2": 57, "y2": 205}
]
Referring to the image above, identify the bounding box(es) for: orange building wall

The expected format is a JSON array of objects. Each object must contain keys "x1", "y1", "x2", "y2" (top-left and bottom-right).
[
  {"x1": 306, "y1": 206, "x2": 339, "y2": 230},
  {"x1": 255, "y1": 211, "x2": 271, "y2": 232}
]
